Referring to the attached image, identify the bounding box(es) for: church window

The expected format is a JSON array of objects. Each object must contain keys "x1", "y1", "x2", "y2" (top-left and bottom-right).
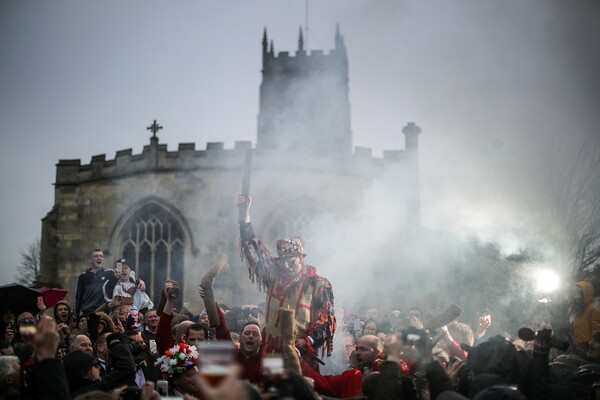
[{"x1": 118, "y1": 204, "x2": 185, "y2": 305}]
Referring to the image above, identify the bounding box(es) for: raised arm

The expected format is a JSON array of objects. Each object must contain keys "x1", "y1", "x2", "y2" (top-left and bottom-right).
[
  {"x1": 237, "y1": 195, "x2": 274, "y2": 290},
  {"x1": 156, "y1": 281, "x2": 178, "y2": 355}
]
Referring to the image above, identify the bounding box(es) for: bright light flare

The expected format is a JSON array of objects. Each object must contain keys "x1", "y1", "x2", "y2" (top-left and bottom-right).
[{"x1": 535, "y1": 269, "x2": 560, "y2": 293}]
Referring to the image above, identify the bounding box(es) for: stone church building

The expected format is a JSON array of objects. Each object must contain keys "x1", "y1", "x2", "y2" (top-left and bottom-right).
[{"x1": 39, "y1": 26, "x2": 422, "y2": 309}]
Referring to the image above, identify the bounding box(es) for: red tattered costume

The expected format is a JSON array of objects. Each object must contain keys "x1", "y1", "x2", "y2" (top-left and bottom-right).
[{"x1": 239, "y1": 222, "x2": 336, "y2": 368}]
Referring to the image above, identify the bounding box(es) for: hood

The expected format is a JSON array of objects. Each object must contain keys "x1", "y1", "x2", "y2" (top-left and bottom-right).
[
  {"x1": 97, "y1": 311, "x2": 117, "y2": 333},
  {"x1": 53, "y1": 300, "x2": 72, "y2": 321},
  {"x1": 576, "y1": 281, "x2": 595, "y2": 306}
]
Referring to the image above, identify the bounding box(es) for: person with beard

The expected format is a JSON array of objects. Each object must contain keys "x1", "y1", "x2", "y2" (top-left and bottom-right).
[
  {"x1": 301, "y1": 334, "x2": 384, "y2": 398},
  {"x1": 237, "y1": 195, "x2": 336, "y2": 368},
  {"x1": 570, "y1": 281, "x2": 600, "y2": 351}
]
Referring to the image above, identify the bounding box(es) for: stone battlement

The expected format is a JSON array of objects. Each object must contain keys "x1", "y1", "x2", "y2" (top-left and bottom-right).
[{"x1": 55, "y1": 139, "x2": 411, "y2": 186}]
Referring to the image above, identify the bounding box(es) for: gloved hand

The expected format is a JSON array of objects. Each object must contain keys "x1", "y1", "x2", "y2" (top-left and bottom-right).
[{"x1": 533, "y1": 328, "x2": 552, "y2": 355}]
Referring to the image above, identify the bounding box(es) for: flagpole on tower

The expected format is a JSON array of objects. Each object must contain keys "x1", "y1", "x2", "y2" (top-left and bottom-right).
[{"x1": 305, "y1": 0, "x2": 309, "y2": 50}]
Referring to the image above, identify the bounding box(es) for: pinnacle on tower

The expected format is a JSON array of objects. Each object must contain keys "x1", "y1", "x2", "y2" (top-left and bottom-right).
[
  {"x1": 402, "y1": 122, "x2": 421, "y2": 153},
  {"x1": 262, "y1": 27, "x2": 269, "y2": 66},
  {"x1": 262, "y1": 27, "x2": 268, "y2": 51},
  {"x1": 298, "y1": 25, "x2": 304, "y2": 52},
  {"x1": 335, "y1": 23, "x2": 345, "y2": 49}
]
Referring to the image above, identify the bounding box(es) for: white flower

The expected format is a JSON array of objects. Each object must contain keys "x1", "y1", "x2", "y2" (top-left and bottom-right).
[{"x1": 170, "y1": 359, "x2": 177, "y2": 365}]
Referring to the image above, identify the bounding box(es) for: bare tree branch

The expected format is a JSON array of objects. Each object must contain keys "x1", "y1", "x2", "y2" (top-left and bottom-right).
[
  {"x1": 529, "y1": 140, "x2": 600, "y2": 278},
  {"x1": 15, "y1": 239, "x2": 41, "y2": 287}
]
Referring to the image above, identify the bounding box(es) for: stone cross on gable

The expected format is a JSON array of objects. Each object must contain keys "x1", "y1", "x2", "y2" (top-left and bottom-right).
[{"x1": 147, "y1": 119, "x2": 163, "y2": 138}]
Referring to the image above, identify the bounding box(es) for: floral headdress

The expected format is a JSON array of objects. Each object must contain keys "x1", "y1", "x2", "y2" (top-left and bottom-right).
[
  {"x1": 155, "y1": 343, "x2": 199, "y2": 378},
  {"x1": 276, "y1": 238, "x2": 306, "y2": 257}
]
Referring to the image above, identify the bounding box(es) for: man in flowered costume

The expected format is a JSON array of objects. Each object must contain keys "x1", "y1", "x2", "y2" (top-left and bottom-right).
[{"x1": 237, "y1": 195, "x2": 336, "y2": 368}]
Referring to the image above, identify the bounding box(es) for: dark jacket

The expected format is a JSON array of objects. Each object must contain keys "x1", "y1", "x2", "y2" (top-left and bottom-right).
[
  {"x1": 28, "y1": 358, "x2": 71, "y2": 400},
  {"x1": 74, "y1": 267, "x2": 118, "y2": 318},
  {"x1": 69, "y1": 342, "x2": 136, "y2": 398}
]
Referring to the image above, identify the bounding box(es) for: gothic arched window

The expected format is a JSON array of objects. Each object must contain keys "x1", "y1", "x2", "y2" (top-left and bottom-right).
[{"x1": 117, "y1": 204, "x2": 185, "y2": 305}]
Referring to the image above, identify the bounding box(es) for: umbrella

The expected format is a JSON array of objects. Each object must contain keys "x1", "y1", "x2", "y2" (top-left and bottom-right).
[
  {"x1": 38, "y1": 287, "x2": 68, "y2": 308},
  {"x1": 0, "y1": 283, "x2": 43, "y2": 317}
]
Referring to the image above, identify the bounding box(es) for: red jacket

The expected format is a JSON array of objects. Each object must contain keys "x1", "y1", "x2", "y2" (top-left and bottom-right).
[
  {"x1": 156, "y1": 312, "x2": 174, "y2": 356},
  {"x1": 301, "y1": 360, "x2": 363, "y2": 398}
]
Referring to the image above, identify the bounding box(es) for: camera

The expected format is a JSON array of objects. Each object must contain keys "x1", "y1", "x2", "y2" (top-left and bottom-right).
[
  {"x1": 517, "y1": 327, "x2": 569, "y2": 352},
  {"x1": 400, "y1": 326, "x2": 433, "y2": 350}
]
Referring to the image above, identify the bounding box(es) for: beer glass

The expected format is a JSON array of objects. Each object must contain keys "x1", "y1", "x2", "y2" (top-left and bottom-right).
[{"x1": 197, "y1": 341, "x2": 236, "y2": 387}]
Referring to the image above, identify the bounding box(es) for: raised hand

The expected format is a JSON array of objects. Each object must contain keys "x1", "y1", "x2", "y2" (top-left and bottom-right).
[
  {"x1": 34, "y1": 316, "x2": 60, "y2": 361},
  {"x1": 237, "y1": 195, "x2": 252, "y2": 223}
]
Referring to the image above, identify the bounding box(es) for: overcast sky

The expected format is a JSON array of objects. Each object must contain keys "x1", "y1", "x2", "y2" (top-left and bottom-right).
[{"x1": 1, "y1": 0, "x2": 598, "y2": 285}]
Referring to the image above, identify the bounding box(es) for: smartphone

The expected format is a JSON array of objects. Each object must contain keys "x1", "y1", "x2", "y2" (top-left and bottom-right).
[
  {"x1": 262, "y1": 353, "x2": 285, "y2": 377},
  {"x1": 37, "y1": 296, "x2": 45, "y2": 305},
  {"x1": 115, "y1": 262, "x2": 123, "y2": 274},
  {"x1": 353, "y1": 318, "x2": 362, "y2": 332},
  {"x1": 156, "y1": 380, "x2": 169, "y2": 396}
]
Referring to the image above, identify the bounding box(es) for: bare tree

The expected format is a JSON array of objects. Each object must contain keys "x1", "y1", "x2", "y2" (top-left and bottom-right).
[
  {"x1": 529, "y1": 140, "x2": 600, "y2": 280},
  {"x1": 15, "y1": 239, "x2": 41, "y2": 287}
]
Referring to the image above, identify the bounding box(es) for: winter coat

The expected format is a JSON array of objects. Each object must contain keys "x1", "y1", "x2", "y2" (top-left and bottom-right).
[{"x1": 572, "y1": 281, "x2": 600, "y2": 349}]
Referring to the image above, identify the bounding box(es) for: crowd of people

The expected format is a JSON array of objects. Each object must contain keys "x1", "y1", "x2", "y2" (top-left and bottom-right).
[{"x1": 2, "y1": 196, "x2": 600, "y2": 399}]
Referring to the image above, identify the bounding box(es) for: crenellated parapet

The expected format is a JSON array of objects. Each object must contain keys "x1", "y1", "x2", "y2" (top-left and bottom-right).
[
  {"x1": 55, "y1": 137, "x2": 415, "y2": 186},
  {"x1": 55, "y1": 140, "x2": 252, "y2": 186}
]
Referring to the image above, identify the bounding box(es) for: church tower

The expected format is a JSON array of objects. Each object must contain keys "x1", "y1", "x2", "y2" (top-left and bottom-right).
[{"x1": 257, "y1": 25, "x2": 352, "y2": 157}]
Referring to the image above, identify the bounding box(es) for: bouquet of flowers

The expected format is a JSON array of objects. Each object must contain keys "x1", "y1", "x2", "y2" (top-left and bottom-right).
[{"x1": 155, "y1": 343, "x2": 199, "y2": 378}]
